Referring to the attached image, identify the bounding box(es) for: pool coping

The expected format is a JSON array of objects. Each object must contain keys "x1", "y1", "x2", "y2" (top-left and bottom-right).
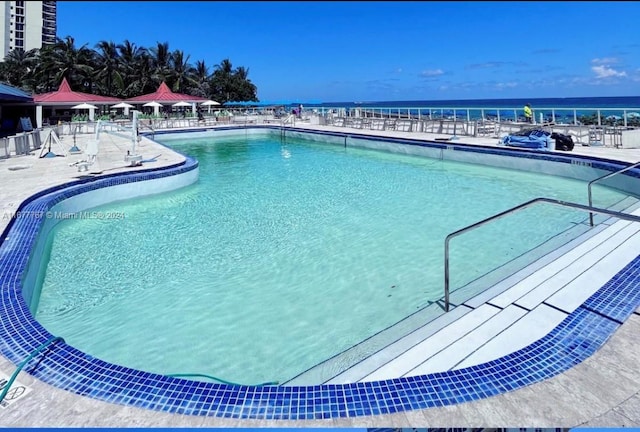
[{"x1": 1, "y1": 126, "x2": 639, "y2": 420}]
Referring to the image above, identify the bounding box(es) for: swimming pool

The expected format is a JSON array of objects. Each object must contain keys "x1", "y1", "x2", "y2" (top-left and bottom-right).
[
  {"x1": 32, "y1": 132, "x2": 632, "y2": 386},
  {"x1": 1, "y1": 125, "x2": 638, "y2": 419}
]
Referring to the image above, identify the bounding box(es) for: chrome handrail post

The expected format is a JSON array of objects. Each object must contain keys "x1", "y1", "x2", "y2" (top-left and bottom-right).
[
  {"x1": 444, "y1": 238, "x2": 451, "y2": 311},
  {"x1": 588, "y1": 161, "x2": 640, "y2": 226},
  {"x1": 443, "y1": 197, "x2": 640, "y2": 312}
]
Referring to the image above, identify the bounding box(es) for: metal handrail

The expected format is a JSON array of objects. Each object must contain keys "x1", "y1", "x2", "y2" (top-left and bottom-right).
[
  {"x1": 444, "y1": 197, "x2": 640, "y2": 312},
  {"x1": 588, "y1": 161, "x2": 640, "y2": 226},
  {"x1": 136, "y1": 121, "x2": 155, "y2": 139}
]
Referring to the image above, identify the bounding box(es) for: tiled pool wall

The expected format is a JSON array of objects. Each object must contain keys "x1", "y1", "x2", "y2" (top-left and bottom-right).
[
  {"x1": 0, "y1": 126, "x2": 639, "y2": 420},
  {"x1": 21, "y1": 159, "x2": 199, "y2": 313},
  {"x1": 282, "y1": 128, "x2": 639, "y2": 193},
  {"x1": 157, "y1": 126, "x2": 640, "y2": 195}
]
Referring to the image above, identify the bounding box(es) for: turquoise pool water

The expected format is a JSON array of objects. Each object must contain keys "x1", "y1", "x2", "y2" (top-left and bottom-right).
[{"x1": 33, "y1": 133, "x2": 630, "y2": 384}]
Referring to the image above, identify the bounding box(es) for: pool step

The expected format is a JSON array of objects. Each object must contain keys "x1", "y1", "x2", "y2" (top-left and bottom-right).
[
  {"x1": 361, "y1": 303, "x2": 512, "y2": 381},
  {"x1": 455, "y1": 222, "x2": 608, "y2": 309},
  {"x1": 455, "y1": 303, "x2": 567, "y2": 369},
  {"x1": 320, "y1": 304, "x2": 473, "y2": 385},
  {"x1": 286, "y1": 202, "x2": 640, "y2": 385},
  {"x1": 315, "y1": 223, "x2": 605, "y2": 384},
  {"x1": 284, "y1": 302, "x2": 472, "y2": 386},
  {"x1": 487, "y1": 219, "x2": 640, "y2": 310},
  {"x1": 328, "y1": 225, "x2": 624, "y2": 383},
  {"x1": 453, "y1": 195, "x2": 640, "y2": 309},
  {"x1": 358, "y1": 212, "x2": 640, "y2": 382}
]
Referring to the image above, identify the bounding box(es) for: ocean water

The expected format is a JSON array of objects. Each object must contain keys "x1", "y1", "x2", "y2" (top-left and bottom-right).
[{"x1": 319, "y1": 96, "x2": 640, "y2": 109}]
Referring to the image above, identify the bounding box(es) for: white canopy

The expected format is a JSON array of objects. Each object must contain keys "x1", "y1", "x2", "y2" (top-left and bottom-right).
[
  {"x1": 201, "y1": 100, "x2": 220, "y2": 106},
  {"x1": 142, "y1": 101, "x2": 163, "y2": 108},
  {"x1": 111, "y1": 102, "x2": 134, "y2": 109},
  {"x1": 71, "y1": 103, "x2": 98, "y2": 121},
  {"x1": 172, "y1": 101, "x2": 191, "y2": 108},
  {"x1": 71, "y1": 103, "x2": 98, "y2": 110}
]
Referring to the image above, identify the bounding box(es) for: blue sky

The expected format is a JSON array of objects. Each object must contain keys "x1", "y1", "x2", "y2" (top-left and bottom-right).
[{"x1": 58, "y1": 1, "x2": 640, "y2": 103}]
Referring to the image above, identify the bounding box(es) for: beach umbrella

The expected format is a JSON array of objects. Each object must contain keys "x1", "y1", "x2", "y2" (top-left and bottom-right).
[
  {"x1": 71, "y1": 103, "x2": 98, "y2": 110},
  {"x1": 142, "y1": 101, "x2": 163, "y2": 107},
  {"x1": 111, "y1": 102, "x2": 134, "y2": 116},
  {"x1": 111, "y1": 102, "x2": 134, "y2": 109},
  {"x1": 201, "y1": 100, "x2": 220, "y2": 113},
  {"x1": 625, "y1": 112, "x2": 640, "y2": 118},
  {"x1": 71, "y1": 103, "x2": 98, "y2": 121},
  {"x1": 172, "y1": 101, "x2": 192, "y2": 117},
  {"x1": 143, "y1": 101, "x2": 163, "y2": 116}
]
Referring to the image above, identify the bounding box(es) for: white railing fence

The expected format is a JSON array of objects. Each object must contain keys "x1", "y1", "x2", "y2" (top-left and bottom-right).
[{"x1": 5, "y1": 104, "x2": 639, "y2": 159}]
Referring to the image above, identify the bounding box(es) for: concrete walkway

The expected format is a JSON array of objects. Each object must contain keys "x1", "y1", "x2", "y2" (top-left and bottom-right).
[{"x1": 1, "y1": 124, "x2": 639, "y2": 427}]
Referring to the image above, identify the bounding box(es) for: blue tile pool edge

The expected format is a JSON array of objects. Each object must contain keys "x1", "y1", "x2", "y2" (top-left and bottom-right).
[{"x1": 0, "y1": 128, "x2": 638, "y2": 420}]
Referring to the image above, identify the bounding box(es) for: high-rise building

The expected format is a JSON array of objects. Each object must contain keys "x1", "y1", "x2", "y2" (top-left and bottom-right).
[{"x1": 0, "y1": 1, "x2": 57, "y2": 59}]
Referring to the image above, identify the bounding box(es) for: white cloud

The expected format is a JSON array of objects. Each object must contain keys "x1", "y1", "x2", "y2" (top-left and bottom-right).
[
  {"x1": 591, "y1": 57, "x2": 619, "y2": 65},
  {"x1": 592, "y1": 65, "x2": 627, "y2": 78},
  {"x1": 494, "y1": 82, "x2": 518, "y2": 90},
  {"x1": 420, "y1": 69, "x2": 444, "y2": 77}
]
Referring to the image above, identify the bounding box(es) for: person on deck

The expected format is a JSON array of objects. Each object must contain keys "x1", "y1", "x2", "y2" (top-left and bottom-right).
[{"x1": 524, "y1": 103, "x2": 533, "y2": 123}]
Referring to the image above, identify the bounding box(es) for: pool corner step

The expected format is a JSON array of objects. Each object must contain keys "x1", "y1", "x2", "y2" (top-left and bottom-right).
[{"x1": 284, "y1": 302, "x2": 471, "y2": 386}]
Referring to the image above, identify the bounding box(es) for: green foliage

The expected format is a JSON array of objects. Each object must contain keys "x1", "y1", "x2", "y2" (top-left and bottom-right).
[
  {"x1": 0, "y1": 36, "x2": 258, "y2": 104},
  {"x1": 71, "y1": 114, "x2": 88, "y2": 122},
  {"x1": 208, "y1": 59, "x2": 258, "y2": 104}
]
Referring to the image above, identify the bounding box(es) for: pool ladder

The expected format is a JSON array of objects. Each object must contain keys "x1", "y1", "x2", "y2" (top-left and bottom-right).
[
  {"x1": 443, "y1": 197, "x2": 640, "y2": 312},
  {"x1": 587, "y1": 161, "x2": 640, "y2": 226}
]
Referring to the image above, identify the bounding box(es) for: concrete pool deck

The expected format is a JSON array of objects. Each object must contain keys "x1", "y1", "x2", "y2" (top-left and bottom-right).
[{"x1": 1, "y1": 124, "x2": 639, "y2": 427}]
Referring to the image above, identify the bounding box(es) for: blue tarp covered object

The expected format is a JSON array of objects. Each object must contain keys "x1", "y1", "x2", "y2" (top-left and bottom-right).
[{"x1": 501, "y1": 129, "x2": 552, "y2": 151}]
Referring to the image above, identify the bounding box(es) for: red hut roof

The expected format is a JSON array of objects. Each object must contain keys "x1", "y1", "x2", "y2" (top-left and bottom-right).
[
  {"x1": 34, "y1": 78, "x2": 122, "y2": 104},
  {"x1": 125, "y1": 82, "x2": 207, "y2": 103}
]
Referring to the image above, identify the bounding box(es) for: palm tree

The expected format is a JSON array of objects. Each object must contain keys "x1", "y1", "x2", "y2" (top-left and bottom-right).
[
  {"x1": 191, "y1": 60, "x2": 210, "y2": 98},
  {"x1": 169, "y1": 49, "x2": 195, "y2": 94},
  {"x1": 232, "y1": 66, "x2": 258, "y2": 102},
  {"x1": 210, "y1": 59, "x2": 234, "y2": 103},
  {"x1": 116, "y1": 39, "x2": 148, "y2": 98},
  {"x1": 0, "y1": 48, "x2": 39, "y2": 89},
  {"x1": 234, "y1": 66, "x2": 249, "y2": 81},
  {"x1": 210, "y1": 59, "x2": 257, "y2": 103},
  {"x1": 48, "y1": 36, "x2": 95, "y2": 91},
  {"x1": 0, "y1": 37, "x2": 259, "y2": 102},
  {"x1": 31, "y1": 44, "x2": 58, "y2": 93},
  {"x1": 94, "y1": 40, "x2": 123, "y2": 96},
  {"x1": 215, "y1": 58, "x2": 234, "y2": 77},
  {"x1": 149, "y1": 41, "x2": 172, "y2": 86}
]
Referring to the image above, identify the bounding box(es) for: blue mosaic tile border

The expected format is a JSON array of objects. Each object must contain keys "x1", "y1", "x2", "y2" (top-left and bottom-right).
[{"x1": 0, "y1": 127, "x2": 639, "y2": 420}]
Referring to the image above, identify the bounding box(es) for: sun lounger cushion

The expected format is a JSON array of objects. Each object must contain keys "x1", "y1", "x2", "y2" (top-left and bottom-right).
[{"x1": 501, "y1": 130, "x2": 552, "y2": 151}]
